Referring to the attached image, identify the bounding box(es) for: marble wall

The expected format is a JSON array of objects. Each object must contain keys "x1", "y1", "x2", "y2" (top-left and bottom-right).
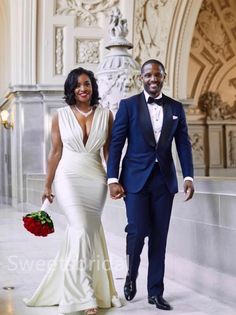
[{"x1": 166, "y1": 177, "x2": 236, "y2": 307}]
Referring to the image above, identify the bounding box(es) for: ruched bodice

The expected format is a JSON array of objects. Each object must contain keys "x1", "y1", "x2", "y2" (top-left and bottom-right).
[
  {"x1": 55, "y1": 106, "x2": 109, "y2": 183},
  {"x1": 58, "y1": 105, "x2": 109, "y2": 153}
]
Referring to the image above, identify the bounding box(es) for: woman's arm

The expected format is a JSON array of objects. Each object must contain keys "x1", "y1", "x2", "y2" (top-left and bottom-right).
[
  {"x1": 103, "y1": 110, "x2": 114, "y2": 163},
  {"x1": 42, "y1": 113, "x2": 63, "y2": 202}
]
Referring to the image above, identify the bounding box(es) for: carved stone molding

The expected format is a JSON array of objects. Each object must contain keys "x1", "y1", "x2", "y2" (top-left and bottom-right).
[
  {"x1": 98, "y1": 70, "x2": 141, "y2": 112},
  {"x1": 190, "y1": 131, "x2": 205, "y2": 165},
  {"x1": 223, "y1": 10, "x2": 235, "y2": 24},
  {"x1": 201, "y1": 58, "x2": 223, "y2": 92},
  {"x1": 217, "y1": 0, "x2": 230, "y2": 11},
  {"x1": 232, "y1": 27, "x2": 236, "y2": 40},
  {"x1": 228, "y1": 130, "x2": 236, "y2": 167},
  {"x1": 133, "y1": 0, "x2": 168, "y2": 64},
  {"x1": 55, "y1": 26, "x2": 64, "y2": 75},
  {"x1": 55, "y1": 0, "x2": 119, "y2": 26},
  {"x1": 196, "y1": 2, "x2": 234, "y2": 61},
  {"x1": 229, "y1": 78, "x2": 236, "y2": 89},
  {"x1": 196, "y1": 9, "x2": 234, "y2": 60},
  {"x1": 76, "y1": 39, "x2": 100, "y2": 64},
  {"x1": 97, "y1": 7, "x2": 141, "y2": 113},
  {"x1": 191, "y1": 37, "x2": 201, "y2": 49},
  {"x1": 188, "y1": 0, "x2": 236, "y2": 105},
  {"x1": 198, "y1": 91, "x2": 236, "y2": 120},
  {"x1": 106, "y1": 6, "x2": 132, "y2": 49}
]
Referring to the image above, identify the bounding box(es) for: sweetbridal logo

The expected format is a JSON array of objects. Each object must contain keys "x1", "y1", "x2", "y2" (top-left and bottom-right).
[{"x1": 7, "y1": 254, "x2": 128, "y2": 273}]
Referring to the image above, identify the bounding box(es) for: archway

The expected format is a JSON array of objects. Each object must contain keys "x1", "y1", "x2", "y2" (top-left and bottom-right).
[
  {"x1": 167, "y1": 0, "x2": 203, "y2": 100},
  {"x1": 172, "y1": 0, "x2": 236, "y2": 177}
]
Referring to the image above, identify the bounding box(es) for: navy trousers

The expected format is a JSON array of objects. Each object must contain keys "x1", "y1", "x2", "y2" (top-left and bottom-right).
[{"x1": 124, "y1": 163, "x2": 174, "y2": 296}]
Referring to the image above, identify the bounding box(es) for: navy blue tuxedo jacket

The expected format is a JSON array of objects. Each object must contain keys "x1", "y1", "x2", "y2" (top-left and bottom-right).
[{"x1": 107, "y1": 92, "x2": 194, "y2": 194}]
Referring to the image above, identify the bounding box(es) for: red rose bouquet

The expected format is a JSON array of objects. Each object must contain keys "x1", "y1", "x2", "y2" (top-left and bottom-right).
[{"x1": 22, "y1": 199, "x2": 54, "y2": 237}]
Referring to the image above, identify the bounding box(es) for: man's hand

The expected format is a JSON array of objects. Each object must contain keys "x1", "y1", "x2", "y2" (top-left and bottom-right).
[
  {"x1": 109, "y1": 183, "x2": 125, "y2": 199},
  {"x1": 183, "y1": 180, "x2": 194, "y2": 201}
]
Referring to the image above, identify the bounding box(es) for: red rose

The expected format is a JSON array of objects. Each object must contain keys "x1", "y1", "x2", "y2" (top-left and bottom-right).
[{"x1": 22, "y1": 210, "x2": 54, "y2": 237}]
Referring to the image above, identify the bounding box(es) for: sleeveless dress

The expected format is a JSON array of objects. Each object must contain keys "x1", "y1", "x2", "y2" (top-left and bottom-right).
[{"x1": 24, "y1": 106, "x2": 121, "y2": 314}]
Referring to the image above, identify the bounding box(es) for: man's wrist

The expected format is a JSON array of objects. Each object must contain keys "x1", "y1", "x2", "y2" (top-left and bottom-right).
[
  {"x1": 107, "y1": 178, "x2": 119, "y2": 185},
  {"x1": 184, "y1": 176, "x2": 193, "y2": 182}
]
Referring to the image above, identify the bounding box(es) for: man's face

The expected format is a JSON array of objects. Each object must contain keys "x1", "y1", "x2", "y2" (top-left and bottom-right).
[{"x1": 141, "y1": 63, "x2": 166, "y2": 97}]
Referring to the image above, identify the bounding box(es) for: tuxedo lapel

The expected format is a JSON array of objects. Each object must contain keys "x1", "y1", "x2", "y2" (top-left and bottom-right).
[
  {"x1": 157, "y1": 94, "x2": 173, "y2": 149},
  {"x1": 138, "y1": 92, "x2": 156, "y2": 147}
]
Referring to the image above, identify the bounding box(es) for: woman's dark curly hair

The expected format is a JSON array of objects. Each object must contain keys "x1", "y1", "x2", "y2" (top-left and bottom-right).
[{"x1": 64, "y1": 67, "x2": 100, "y2": 106}]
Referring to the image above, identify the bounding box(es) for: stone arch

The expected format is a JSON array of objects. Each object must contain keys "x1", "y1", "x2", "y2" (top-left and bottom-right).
[
  {"x1": 171, "y1": 0, "x2": 236, "y2": 177},
  {"x1": 166, "y1": 0, "x2": 203, "y2": 100}
]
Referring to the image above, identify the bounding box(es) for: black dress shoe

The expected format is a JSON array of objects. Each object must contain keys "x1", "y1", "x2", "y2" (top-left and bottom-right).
[
  {"x1": 124, "y1": 276, "x2": 137, "y2": 301},
  {"x1": 148, "y1": 296, "x2": 172, "y2": 310}
]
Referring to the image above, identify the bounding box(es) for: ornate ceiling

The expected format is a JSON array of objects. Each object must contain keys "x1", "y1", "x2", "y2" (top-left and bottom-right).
[{"x1": 188, "y1": 0, "x2": 236, "y2": 108}]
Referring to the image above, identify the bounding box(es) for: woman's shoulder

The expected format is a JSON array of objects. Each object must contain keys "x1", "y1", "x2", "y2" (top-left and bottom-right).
[
  {"x1": 95, "y1": 104, "x2": 109, "y2": 111},
  {"x1": 95, "y1": 105, "x2": 110, "y2": 115},
  {"x1": 57, "y1": 105, "x2": 72, "y2": 118},
  {"x1": 57, "y1": 105, "x2": 70, "y2": 113}
]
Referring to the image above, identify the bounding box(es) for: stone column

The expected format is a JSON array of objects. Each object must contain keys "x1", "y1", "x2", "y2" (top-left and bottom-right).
[{"x1": 10, "y1": 0, "x2": 37, "y2": 85}]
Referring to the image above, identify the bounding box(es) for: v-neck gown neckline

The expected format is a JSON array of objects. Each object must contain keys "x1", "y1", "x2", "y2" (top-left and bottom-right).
[
  {"x1": 69, "y1": 106, "x2": 97, "y2": 148},
  {"x1": 23, "y1": 106, "x2": 121, "y2": 313}
]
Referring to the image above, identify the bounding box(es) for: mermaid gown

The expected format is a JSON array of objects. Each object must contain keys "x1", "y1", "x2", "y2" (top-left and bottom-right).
[{"x1": 24, "y1": 106, "x2": 121, "y2": 314}]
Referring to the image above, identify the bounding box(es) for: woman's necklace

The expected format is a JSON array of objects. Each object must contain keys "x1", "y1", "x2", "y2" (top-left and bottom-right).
[{"x1": 74, "y1": 105, "x2": 93, "y2": 118}]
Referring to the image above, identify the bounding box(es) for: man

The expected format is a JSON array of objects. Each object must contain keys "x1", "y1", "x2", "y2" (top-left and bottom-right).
[{"x1": 107, "y1": 59, "x2": 194, "y2": 311}]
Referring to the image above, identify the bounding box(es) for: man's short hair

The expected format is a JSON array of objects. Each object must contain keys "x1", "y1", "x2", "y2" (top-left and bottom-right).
[{"x1": 141, "y1": 59, "x2": 166, "y2": 74}]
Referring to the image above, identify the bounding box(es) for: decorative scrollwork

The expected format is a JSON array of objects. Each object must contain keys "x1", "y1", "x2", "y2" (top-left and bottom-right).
[
  {"x1": 228, "y1": 130, "x2": 236, "y2": 167},
  {"x1": 55, "y1": 27, "x2": 64, "y2": 75},
  {"x1": 133, "y1": 0, "x2": 168, "y2": 64},
  {"x1": 190, "y1": 132, "x2": 204, "y2": 164},
  {"x1": 196, "y1": 1, "x2": 234, "y2": 60},
  {"x1": 198, "y1": 91, "x2": 236, "y2": 120},
  {"x1": 76, "y1": 40, "x2": 100, "y2": 64},
  {"x1": 56, "y1": 0, "x2": 119, "y2": 26},
  {"x1": 109, "y1": 7, "x2": 128, "y2": 39}
]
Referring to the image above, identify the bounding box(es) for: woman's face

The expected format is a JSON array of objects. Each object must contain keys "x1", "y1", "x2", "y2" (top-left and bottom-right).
[{"x1": 74, "y1": 73, "x2": 93, "y2": 104}]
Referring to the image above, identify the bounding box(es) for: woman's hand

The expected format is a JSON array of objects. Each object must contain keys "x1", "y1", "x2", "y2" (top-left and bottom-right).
[
  {"x1": 109, "y1": 183, "x2": 125, "y2": 199},
  {"x1": 42, "y1": 187, "x2": 54, "y2": 203}
]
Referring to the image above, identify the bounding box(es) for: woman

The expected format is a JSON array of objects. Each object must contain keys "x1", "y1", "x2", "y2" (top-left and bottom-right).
[{"x1": 24, "y1": 68, "x2": 121, "y2": 315}]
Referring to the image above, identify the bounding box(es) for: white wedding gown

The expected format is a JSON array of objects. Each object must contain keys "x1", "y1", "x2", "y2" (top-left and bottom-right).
[{"x1": 24, "y1": 106, "x2": 121, "y2": 314}]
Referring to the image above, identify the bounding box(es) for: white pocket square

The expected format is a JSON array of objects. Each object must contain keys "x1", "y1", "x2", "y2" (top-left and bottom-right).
[{"x1": 173, "y1": 115, "x2": 178, "y2": 120}]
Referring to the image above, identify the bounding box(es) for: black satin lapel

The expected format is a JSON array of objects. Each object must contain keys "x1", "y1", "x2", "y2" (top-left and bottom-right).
[
  {"x1": 138, "y1": 93, "x2": 156, "y2": 147},
  {"x1": 157, "y1": 95, "x2": 173, "y2": 149}
]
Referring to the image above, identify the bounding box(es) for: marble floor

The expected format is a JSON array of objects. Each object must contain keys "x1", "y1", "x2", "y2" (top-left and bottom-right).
[{"x1": 0, "y1": 205, "x2": 235, "y2": 315}]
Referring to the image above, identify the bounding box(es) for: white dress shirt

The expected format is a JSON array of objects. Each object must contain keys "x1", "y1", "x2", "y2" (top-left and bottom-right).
[
  {"x1": 144, "y1": 90, "x2": 163, "y2": 143},
  {"x1": 108, "y1": 90, "x2": 193, "y2": 184}
]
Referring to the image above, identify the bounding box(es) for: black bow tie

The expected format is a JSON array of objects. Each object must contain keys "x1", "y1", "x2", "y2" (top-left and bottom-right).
[{"x1": 147, "y1": 96, "x2": 163, "y2": 106}]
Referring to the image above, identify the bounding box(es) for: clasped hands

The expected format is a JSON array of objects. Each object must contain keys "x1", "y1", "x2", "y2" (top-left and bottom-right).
[{"x1": 109, "y1": 183, "x2": 125, "y2": 199}]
